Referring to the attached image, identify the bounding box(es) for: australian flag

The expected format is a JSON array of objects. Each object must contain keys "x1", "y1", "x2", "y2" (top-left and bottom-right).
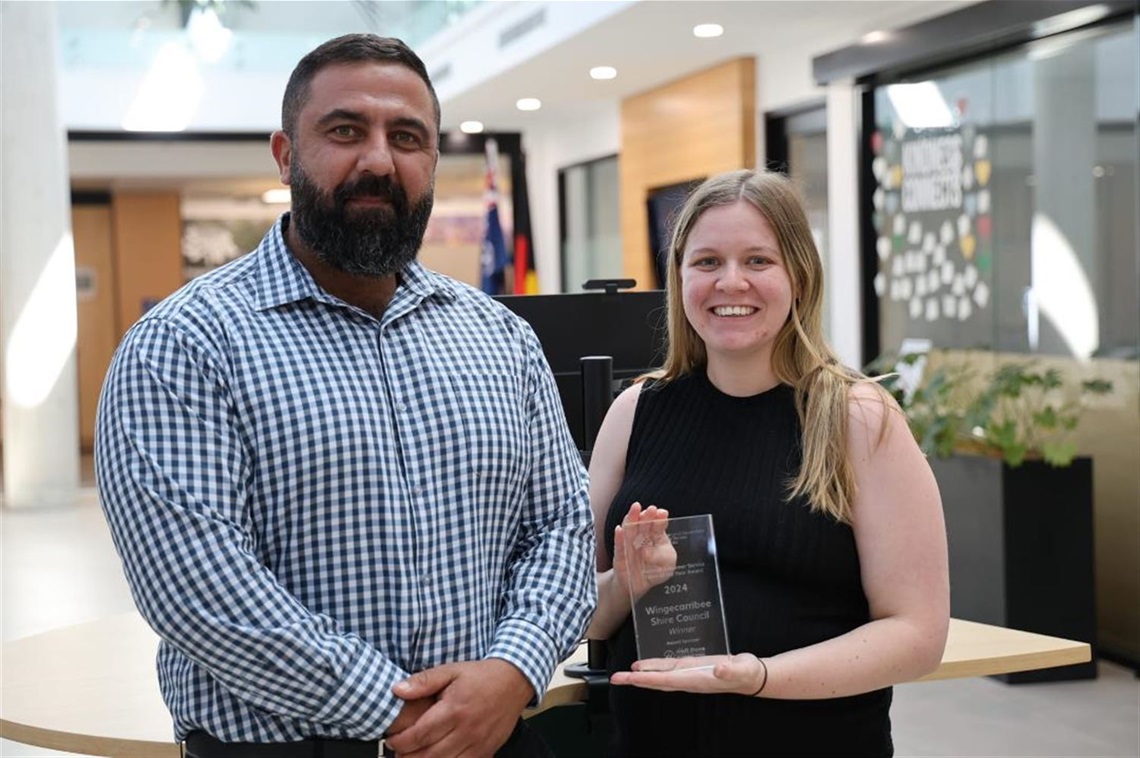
[{"x1": 480, "y1": 138, "x2": 510, "y2": 295}]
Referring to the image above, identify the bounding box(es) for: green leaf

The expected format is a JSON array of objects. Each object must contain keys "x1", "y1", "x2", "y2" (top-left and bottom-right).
[
  {"x1": 1033, "y1": 407, "x2": 1058, "y2": 429},
  {"x1": 1042, "y1": 441, "x2": 1077, "y2": 467},
  {"x1": 1082, "y1": 379, "x2": 1113, "y2": 395},
  {"x1": 1004, "y1": 443, "x2": 1028, "y2": 467},
  {"x1": 988, "y1": 421, "x2": 1018, "y2": 449},
  {"x1": 1042, "y1": 369, "x2": 1063, "y2": 391}
]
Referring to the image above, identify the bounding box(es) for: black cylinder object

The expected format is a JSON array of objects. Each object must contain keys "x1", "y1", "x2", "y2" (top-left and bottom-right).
[
  {"x1": 580, "y1": 355, "x2": 615, "y2": 675},
  {"x1": 580, "y1": 355, "x2": 614, "y2": 452}
]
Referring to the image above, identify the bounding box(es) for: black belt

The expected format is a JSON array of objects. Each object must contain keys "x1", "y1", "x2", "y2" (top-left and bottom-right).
[
  {"x1": 185, "y1": 718, "x2": 546, "y2": 758},
  {"x1": 184, "y1": 731, "x2": 380, "y2": 758}
]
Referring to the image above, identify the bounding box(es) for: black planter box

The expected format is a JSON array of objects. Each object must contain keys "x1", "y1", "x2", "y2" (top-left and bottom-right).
[{"x1": 932, "y1": 454, "x2": 1097, "y2": 682}]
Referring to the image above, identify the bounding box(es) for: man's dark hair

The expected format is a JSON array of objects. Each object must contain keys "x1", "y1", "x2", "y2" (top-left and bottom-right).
[{"x1": 281, "y1": 33, "x2": 440, "y2": 138}]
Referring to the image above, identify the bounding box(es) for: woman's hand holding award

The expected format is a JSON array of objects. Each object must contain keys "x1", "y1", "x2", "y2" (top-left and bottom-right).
[{"x1": 615, "y1": 504, "x2": 730, "y2": 670}]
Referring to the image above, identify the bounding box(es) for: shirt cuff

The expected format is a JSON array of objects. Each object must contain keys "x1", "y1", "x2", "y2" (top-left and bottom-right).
[
  {"x1": 311, "y1": 643, "x2": 410, "y2": 737},
  {"x1": 485, "y1": 618, "x2": 560, "y2": 708}
]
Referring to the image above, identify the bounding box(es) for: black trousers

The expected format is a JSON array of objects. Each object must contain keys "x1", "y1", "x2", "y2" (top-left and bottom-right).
[{"x1": 185, "y1": 719, "x2": 554, "y2": 758}]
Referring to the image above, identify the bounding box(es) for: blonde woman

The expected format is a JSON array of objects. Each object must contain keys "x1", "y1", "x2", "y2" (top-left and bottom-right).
[{"x1": 587, "y1": 169, "x2": 949, "y2": 756}]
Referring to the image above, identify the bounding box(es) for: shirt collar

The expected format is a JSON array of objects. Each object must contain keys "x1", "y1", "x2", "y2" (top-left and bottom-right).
[{"x1": 253, "y1": 213, "x2": 459, "y2": 313}]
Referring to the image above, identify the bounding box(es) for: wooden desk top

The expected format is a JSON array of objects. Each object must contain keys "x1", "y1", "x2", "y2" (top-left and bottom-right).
[
  {"x1": 916, "y1": 618, "x2": 1090, "y2": 682},
  {"x1": 1, "y1": 615, "x2": 1091, "y2": 757},
  {"x1": 1, "y1": 614, "x2": 174, "y2": 758}
]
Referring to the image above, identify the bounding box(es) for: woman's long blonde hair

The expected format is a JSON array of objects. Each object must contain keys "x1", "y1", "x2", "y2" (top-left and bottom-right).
[{"x1": 652, "y1": 169, "x2": 884, "y2": 524}]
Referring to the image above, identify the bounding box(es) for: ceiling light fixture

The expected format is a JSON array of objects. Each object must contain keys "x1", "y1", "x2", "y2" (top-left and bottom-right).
[
  {"x1": 590, "y1": 66, "x2": 617, "y2": 80},
  {"x1": 516, "y1": 98, "x2": 542, "y2": 112},
  {"x1": 693, "y1": 23, "x2": 724, "y2": 39},
  {"x1": 861, "y1": 30, "x2": 891, "y2": 45},
  {"x1": 460, "y1": 120, "x2": 485, "y2": 134}
]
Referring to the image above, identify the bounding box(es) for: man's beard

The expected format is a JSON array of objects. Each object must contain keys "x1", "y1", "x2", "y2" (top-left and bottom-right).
[{"x1": 289, "y1": 157, "x2": 434, "y2": 278}]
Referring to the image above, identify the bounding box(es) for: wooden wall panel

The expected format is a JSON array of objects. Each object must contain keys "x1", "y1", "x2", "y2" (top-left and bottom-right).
[
  {"x1": 110, "y1": 192, "x2": 183, "y2": 337},
  {"x1": 1075, "y1": 360, "x2": 1140, "y2": 663},
  {"x1": 620, "y1": 57, "x2": 756, "y2": 288},
  {"x1": 72, "y1": 205, "x2": 117, "y2": 450},
  {"x1": 420, "y1": 243, "x2": 481, "y2": 288}
]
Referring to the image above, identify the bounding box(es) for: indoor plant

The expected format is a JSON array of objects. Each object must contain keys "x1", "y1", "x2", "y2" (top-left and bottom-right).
[
  {"x1": 872, "y1": 352, "x2": 1113, "y2": 467},
  {"x1": 869, "y1": 351, "x2": 1113, "y2": 682}
]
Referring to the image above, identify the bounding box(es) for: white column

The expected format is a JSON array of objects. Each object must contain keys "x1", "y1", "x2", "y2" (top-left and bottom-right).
[
  {"x1": 1, "y1": 1, "x2": 81, "y2": 508},
  {"x1": 825, "y1": 79, "x2": 863, "y2": 368},
  {"x1": 1031, "y1": 45, "x2": 1098, "y2": 358}
]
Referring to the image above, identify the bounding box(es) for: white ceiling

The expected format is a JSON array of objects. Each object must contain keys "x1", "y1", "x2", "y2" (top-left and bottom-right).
[{"x1": 437, "y1": 0, "x2": 977, "y2": 132}]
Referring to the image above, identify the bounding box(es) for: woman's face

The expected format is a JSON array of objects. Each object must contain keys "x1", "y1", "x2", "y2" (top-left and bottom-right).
[{"x1": 680, "y1": 200, "x2": 795, "y2": 365}]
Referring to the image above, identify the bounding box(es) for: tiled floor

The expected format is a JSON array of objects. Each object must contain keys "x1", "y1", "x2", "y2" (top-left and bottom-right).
[{"x1": 2, "y1": 484, "x2": 1138, "y2": 757}]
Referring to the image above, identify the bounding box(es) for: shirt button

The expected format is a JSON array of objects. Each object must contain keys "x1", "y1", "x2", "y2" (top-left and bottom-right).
[{"x1": 397, "y1": 402, "x2": 408, "y2": 412}]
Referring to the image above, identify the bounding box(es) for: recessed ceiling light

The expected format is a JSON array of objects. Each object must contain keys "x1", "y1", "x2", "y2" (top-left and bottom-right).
[
  {"x1": 590, "y1": 66, "x2": 617, "y2": 80},
  {"x1": 861, "y1": 30, "x2": 891, "y2": 44},
  {"x1": 516, "y1": 98, "x2": 542, "y2": 111},
  {"x1": 261, "y1": 189, "x2": 291, "y2": 204},
  {"x1": 460, "y1": 120, "x2": 485, "y2": 134},
  {"x1": 693, "y1": 23, "x2": 723, "y2": 38}
]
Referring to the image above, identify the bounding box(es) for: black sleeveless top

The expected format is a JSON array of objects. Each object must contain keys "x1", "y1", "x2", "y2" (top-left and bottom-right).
[{"x1": 603, "y1": 372, "x2": 892, "y2": 757}]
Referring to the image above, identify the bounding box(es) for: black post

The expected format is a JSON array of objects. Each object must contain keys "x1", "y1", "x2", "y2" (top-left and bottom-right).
[
  {"x1": 572, "y1": 356, "x2": 614, "y2": 675},
  {"x1": 580, "y1": 355, "x2": 614, "y2": 463}
]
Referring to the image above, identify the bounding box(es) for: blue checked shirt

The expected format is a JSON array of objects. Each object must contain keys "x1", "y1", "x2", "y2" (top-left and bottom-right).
[{"x1": 95, "y1": 216, "x2": 596, "y2": 742}]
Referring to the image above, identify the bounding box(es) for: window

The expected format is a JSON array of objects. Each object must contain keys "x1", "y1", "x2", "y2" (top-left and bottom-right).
[
  {"x1": 870, "y1": 21, "x2": 1137, "y2": 360},
  {"x1": 559, "y1": 155, "x2": 621, "y2": 293}
]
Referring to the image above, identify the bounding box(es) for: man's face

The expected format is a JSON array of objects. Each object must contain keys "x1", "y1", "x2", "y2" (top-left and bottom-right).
[{"x1": 273, "y1": 62, "x2": 439, "y2": 277}]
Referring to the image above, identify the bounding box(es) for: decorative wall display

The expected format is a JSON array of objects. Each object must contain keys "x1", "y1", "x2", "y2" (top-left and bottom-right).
[{"x1": 871, "y1": 120, "x2": 993, "y2": 343}]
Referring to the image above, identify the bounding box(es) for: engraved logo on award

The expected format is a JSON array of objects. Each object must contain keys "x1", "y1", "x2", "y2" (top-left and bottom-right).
[{"x1": 624, "y1": 514, "x2": 729, "y2": 665}]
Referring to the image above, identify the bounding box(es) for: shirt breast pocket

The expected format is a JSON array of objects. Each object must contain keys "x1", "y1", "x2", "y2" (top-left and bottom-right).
[{"x1": 448, "y1": 372, "x2": 530, "y2": 494}]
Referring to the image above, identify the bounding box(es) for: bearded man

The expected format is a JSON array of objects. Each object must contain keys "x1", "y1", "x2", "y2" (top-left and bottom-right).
[{"x1": 95, "y1": 34, "x2": 595, "y2": 758}]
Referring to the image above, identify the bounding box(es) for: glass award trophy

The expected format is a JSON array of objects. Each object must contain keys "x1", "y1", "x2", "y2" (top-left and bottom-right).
[{"x1": 624, "y1": 514, "x2": 729, "y2": 664}]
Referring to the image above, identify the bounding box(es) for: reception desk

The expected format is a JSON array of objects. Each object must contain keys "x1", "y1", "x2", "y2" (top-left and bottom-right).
[{"x1": 1, "y1": 614, "x2": 1091, "y2": 757}]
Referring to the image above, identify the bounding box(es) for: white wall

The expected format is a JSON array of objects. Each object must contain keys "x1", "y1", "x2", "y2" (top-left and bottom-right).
[
  {"x1": 70, "y1": 141, "x2": 275, "y2": 182},
  {"x1": 64, "y1": 68, "x2": 288, "y2": 133}
]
